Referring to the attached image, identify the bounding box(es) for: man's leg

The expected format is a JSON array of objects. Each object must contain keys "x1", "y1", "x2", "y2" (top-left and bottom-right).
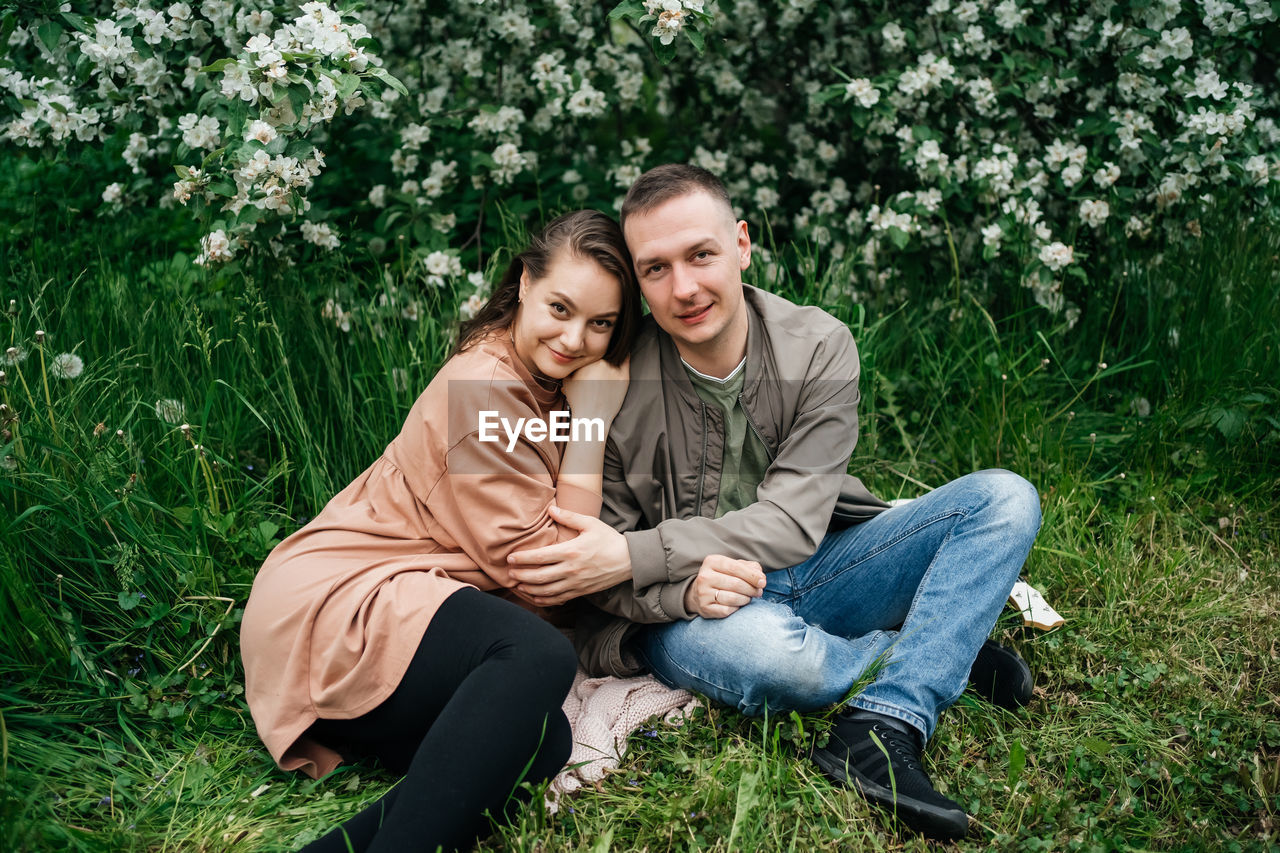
[
  {"x1": 782, "y1": 468, "x2": 1042, "y2": 738},
  {"x1": 639, "y1": 469, "x2": 1041, "y2": 733}
]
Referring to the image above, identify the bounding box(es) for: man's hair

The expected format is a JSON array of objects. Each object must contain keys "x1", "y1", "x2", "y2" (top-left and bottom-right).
[{"x1": 620, "y1": 164, "x2": 734, "y2": 228}]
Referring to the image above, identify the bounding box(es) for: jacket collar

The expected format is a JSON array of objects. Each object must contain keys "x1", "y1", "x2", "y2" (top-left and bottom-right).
[{"x1": 655, "y1": 284, "x2": 765, "y2": 404}]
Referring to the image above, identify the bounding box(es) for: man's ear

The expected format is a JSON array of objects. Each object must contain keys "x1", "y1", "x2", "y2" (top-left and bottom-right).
[{"x1": 736, "y1": 219, "x2": 752, "y2": 271}]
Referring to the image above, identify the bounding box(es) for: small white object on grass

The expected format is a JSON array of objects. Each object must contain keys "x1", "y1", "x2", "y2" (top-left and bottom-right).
[{"x1": 1008, "y1": 580, "x2": 1065, "y2": 630}]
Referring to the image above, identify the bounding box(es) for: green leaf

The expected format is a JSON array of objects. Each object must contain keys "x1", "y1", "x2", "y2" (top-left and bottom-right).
[
  {"x1": 265, "y1": 134, "x2": 288, "y2": 156},
  {"x1": 37, "y1": 20, "x2": 63, "y2": 53},
  {"x1": 1006, "y1": 739, "x2": 1026, "y2": 789},
  {"x1": 654, "y1": 39, "x2": 677, "y2": 65},
  {"x1": 118, "y1": 591, "x2": 143, "y2": 611},
  {"x1": 368, "y1": 66, "x2": 408, "y2": 97},
  {"x1": 201, "y1": 58, "x2": 236, "y2": 74},
  {"x1": 726, "y1": 771, "x2": 761, "y2": 852},
  {"x1": 887, "y1": 226, "x2": 910, "y2": 249},
  {"x1": 685, "y1": 25, "x2": 706, "y2": 54},
  {"x1": 1082, "y1": 737, "x2": 1113, "y2": 757},
  {"x1": 335, "y1": 72, "x2": 361, "y2": 101},
  {"x1": 608, "y1": 0, "x2": 647, "y2": 21},
  {"x1": 0, "y1": 15, "x2": 17, "y2": 50},
  {"x1": 59, "y1": 11, "x2": 90, "y2": 33}
]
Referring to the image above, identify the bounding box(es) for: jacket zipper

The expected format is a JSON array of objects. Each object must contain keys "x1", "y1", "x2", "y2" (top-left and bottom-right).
[
  {"x1": 740, "y1": 393, "x2": 776, "y2": 461},
  {"x1": 695, "y1": 401, "x2": 708, "y2": 512}
]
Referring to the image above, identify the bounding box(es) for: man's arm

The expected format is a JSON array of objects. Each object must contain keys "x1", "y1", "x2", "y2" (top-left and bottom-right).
[{"x1": 625, "y1": 323, "x2": 861, "y2": 591}]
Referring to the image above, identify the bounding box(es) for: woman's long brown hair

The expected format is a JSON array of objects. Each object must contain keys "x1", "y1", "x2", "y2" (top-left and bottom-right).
[{"x1": 453, "y1": 210, "x2": 641, "y2": 366}]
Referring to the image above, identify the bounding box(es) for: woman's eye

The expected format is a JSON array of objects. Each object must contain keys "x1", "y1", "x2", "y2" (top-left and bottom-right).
[
  {"x1": 550, "y1": 302, "x2": 568, "y2": 315},
  {"x1": 591, "y1": 319, "x2": 615, "y2": 330}
]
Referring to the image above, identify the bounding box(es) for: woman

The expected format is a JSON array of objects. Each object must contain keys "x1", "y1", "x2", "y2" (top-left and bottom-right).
[{"x1": 240, "y1": 210, "x2": 641, "y2": 853}]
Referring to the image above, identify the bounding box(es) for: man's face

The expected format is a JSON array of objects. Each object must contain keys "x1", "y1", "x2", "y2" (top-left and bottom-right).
[{"x1": 624, "y1": 190, "x2": 751, "y2": 363}]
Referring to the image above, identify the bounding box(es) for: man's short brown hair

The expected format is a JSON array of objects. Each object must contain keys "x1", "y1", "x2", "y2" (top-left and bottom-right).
[{"x1": 620, "y1": 164, "x2": 734, "y2": 228}]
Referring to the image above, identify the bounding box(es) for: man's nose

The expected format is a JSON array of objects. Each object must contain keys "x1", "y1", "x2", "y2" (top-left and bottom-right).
[{"x1": 670, "y1": 264, "x2": 698, "y2": 301}]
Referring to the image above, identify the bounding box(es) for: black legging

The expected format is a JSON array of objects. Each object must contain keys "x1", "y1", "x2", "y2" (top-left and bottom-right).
[{"x1": 300, "y1": 587, "x2": 577, "y2": 853}]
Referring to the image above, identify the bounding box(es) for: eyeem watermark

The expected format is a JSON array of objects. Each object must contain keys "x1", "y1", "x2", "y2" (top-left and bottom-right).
[{"x1": 478, "y1": 410, "x2": 605, "y2": 452}]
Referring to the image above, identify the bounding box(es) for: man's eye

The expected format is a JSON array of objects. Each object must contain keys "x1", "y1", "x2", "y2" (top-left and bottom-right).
[{"x1": 647, "y1": 264, "x2": 665, "y2": 276}]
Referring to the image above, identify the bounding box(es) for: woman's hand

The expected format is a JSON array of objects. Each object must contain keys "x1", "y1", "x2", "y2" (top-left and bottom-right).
[
  {"x1": 683, "y1": 555, "x2": 767, "y2": 619},
  {"x1": 562, "y1": 356, "x2": 629, "y2": 422}
]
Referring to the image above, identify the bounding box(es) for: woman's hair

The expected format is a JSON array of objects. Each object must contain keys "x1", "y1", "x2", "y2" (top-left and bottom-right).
[{"x1": 454, "y1": 210, "x2": 640, "y2": 366}]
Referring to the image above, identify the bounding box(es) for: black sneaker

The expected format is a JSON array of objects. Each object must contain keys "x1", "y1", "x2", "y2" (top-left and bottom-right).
[
  {"x1": 811, "y1": 710, "x2": 968, "y2": 840},
  {"x1": 968, "y1": 639, "x2": 1033, "y2": 710}
]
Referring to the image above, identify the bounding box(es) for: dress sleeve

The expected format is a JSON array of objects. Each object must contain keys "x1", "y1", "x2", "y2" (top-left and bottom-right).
[{"x1": 419, "y1": 395, "x2": 592, "y2": 597}]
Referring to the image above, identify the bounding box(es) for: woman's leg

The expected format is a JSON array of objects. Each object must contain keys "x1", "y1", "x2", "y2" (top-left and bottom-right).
[{"x1": 300, "y1": 587, "x2": 577, "y2": 853}]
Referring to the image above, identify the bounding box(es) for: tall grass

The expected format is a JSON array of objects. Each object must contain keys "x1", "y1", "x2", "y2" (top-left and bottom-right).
[{"x1": 1, "y1": 154, "x2": 1277, "y2": 851}]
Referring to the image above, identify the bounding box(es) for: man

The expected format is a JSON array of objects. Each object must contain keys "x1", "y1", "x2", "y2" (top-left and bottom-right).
[{"x1": 507, "y1": 164, "x2": 1041, "y2": 840}]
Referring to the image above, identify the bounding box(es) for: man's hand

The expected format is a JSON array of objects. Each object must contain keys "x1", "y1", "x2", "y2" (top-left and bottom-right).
[
  {"x1": 507, "y1": 505, "x2": 632, "y2": 605},
  {"x1": 684, "y1": 555, "x2": 766, "y2": 619}
]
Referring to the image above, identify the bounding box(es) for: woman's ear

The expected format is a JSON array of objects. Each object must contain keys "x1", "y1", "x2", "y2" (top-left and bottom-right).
[{"x1": 518, "y1": 268, "x2": 529, "y2": 303}]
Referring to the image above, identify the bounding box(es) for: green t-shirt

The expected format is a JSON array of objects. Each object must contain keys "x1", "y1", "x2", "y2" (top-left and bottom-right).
[{"x1": 683, "y1": 359, "x2": 771, "y2": 518}]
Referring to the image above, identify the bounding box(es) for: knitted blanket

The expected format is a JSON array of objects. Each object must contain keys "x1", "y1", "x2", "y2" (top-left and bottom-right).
[{"x1": 548, "y1": 668, "x2": 699, "y2": 810}]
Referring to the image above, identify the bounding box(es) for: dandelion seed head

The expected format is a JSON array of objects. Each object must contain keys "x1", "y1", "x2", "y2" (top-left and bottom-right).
[
  {"x1": 51, "y1": 352, "x2": 84, "y2": 379},
  {"x1": 34, "y1": 330, "x2": 46, "y2": 344}
]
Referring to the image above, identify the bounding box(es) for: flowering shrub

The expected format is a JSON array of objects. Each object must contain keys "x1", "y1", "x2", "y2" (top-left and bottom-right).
[{"x1": 4, "y1": 0, "x2": 1278, "y2": 326}]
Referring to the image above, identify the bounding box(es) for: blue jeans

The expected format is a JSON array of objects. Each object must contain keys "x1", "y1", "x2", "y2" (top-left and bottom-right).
[{"x1": 636, "y1": 469, "x2": 1041, "y2": 740}]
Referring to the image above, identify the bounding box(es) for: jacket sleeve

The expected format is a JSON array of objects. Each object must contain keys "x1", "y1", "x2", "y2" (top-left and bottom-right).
[
  {"x1": 417, "y1": 393, "x2": 595, "y2": 602},
  {"x1": 586, "y1": 437, "x2": 696, "y2": 622},
  {"x1": 627, "y1": 324, "x2": 862, "y2": 593}
]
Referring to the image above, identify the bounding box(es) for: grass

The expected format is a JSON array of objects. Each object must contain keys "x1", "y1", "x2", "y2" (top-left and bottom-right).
[{"x1": 1, "y1": 153, "x2": 1278, "y2": 851}]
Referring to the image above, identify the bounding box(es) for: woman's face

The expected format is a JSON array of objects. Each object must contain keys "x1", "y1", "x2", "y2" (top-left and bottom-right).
[{"x1": 512, "y1": 249, "x2": 622, "y2": 380}]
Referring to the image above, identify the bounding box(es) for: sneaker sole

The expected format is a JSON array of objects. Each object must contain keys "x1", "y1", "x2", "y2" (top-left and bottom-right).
[{"x1": 811, "y1": 747, "x2": 969, "y2": 840}]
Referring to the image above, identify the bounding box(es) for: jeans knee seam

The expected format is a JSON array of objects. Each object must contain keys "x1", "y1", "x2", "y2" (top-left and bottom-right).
[{"x1": 796, "y1": 508, "x2": 971, "y2": 601}]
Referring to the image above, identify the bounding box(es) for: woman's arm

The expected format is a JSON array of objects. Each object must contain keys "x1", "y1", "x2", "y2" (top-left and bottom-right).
[{"x1": 554, "y1": 357, "x2": 629, "y2": 516}]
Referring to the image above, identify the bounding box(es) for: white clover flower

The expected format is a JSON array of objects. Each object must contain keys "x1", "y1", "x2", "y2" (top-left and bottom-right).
[
  {"x1": 1079, "y1": 199, "x2": 1110, "y2": 228},
  {"x1": 51, "y1": 352, "x2": 84, "y2": 379},
  {"x1": 1039, "y1": 241, "x2": 1074, "y2": 271},
  {"x1": 368, "y1": 184, "x2": 387, "y2": 207},
  {"x1": 102, "y1": 182, "x2": 123, "y2": 205},
  {"x1": 981, "y1": 223, "x2": 1003, "y2": 248},
  {"x1": 155, "y1": 398, "x2": 187, "y2": 424}
]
